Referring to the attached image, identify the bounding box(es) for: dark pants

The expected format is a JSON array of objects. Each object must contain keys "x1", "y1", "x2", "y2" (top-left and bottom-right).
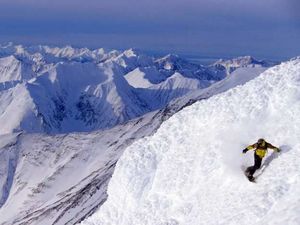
[{"x1": 246, "y1": 153, "x2": 262, "y2": 177}]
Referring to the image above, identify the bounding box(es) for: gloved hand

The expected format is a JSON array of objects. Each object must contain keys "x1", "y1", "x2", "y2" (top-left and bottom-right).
[
  {"x1": 276, "y1": 148, "x2": 281, "y2": 153},
  {"x1": 242, "y1": 149, "x2": 248, "y2": 154}
]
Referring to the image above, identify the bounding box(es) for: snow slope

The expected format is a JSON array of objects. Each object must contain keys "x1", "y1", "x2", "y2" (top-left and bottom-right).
[
  {"x1": 0, "y1": 60, "x2": 270, "y2": 225},
  {"x1": 0, "y1": 56, "x2": 35, "y2": 82},
  {"x1": 83, "y1": 59, "x2": 300, "y2": 225},
  {"x1": 0, "y1": 110, "x2": 163, "y2": 225},
  {"x1": 124, "y1": 67, "x2": 165, "y2": 88},
  {"x1": 155, "y1": 66, "x2": 269, "y2": 120}
]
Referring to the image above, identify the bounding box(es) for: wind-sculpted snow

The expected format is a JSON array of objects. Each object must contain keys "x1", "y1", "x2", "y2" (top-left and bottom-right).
[{"x1": 83, "y1": 59, "x2": 300, "y2": 225}]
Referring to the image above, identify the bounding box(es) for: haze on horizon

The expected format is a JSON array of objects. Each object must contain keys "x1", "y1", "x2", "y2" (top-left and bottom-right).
[{"x1": 0, "y1": 0, "x2": 299, "y2": 60}]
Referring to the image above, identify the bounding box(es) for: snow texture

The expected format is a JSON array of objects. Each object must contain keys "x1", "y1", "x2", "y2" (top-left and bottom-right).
[
  {"x1": 0, "y1": 112, "x2": 163, "y2": 225},
  {"x1": 83, "y1": 59, "x2": 300, "y2": 225}
]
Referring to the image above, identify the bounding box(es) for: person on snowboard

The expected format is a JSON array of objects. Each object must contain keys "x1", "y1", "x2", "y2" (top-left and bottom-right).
[{"x1": 242, "y1": 138, "x2": 280, "y2": 181}]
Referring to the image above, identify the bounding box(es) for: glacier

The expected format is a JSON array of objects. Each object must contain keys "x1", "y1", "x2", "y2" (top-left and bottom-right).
[{"x1": 82, "y1": 59, "x2": 300, "y2": 225}]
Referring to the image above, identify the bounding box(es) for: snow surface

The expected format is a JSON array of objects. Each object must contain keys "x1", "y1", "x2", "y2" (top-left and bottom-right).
[
  {"x1": 124, "y1": 67, "x2": 165, "y2": 88},
  {"x1": 0, "y1": 111, "x2": 163, "y2": 225},
  {"x1": 82, "y1": 59, "x2": 300, "y2": 225},
  {"x1": 0, "y1": 56, "x2": 35, "y2": 82},
  {"x1": 0, "y1": 44, "x2": 276, "y2": 225}
]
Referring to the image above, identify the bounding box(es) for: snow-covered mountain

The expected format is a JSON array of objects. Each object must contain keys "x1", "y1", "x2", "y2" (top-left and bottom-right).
[
  {"x1": 0, "y1": 43, "x2": 279, "y2": 225},
  {"x1": 214, "y1": 56, "x2": 277, "y2": 75},
  {"x1": 0, "y1": 55, "x2": 35, "y2": 82},
  {"x1": 0, "y1": 112, "x2": 163, "y2": 225},
  {"x1": 0, "y1": 57, "x2": 270, "y2": 225},
  {"x1": 0, "y1": 44, "x2": 273, "y2": 135},
  {"x1": 82, "y1": 58, "x2": 300, "y2": 225}
]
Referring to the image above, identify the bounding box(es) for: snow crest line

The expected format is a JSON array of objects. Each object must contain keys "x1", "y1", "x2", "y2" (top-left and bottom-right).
[{"x1": 83, "y1": 59, "x2": 300, "y2": 225}]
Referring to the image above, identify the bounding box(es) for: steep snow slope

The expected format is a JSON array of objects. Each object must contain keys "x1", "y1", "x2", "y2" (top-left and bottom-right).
[
  {"x1": 83, "y1": 59, "x2": 300, "y2": 225},
  {"x1": 124, "y1": 67, "x2": 166, "y2": 88},
  {"x1": 0, "y1": 61, "x2": 149, "y2": 134},
  {"x1": 0, "y1": 56, "x2": 35, "y2": 82},
  {"x1": 0, "y1": 60, "x2": 270, "y2": 225},
  {"x1": 156, "y1": 66, "x2": 269, "y2": 119},
  {"x1": 26, "y1": 61, "x2": 148, "y2": 132},
  {"x1": 141, "y1": 73, "x2": 204, "y2": 109},
  {"x1": 0, "y1": 110, "x2": 163, "y2": 225},
  {"x1": 0, "y1": 84, "x2": 43, "y2": 134},
  {"x1": 110, "y1": 49, "x2": 153, "y2": 72}
]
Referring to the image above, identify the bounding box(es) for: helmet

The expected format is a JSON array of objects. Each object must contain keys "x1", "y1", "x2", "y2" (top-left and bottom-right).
[{"x1": 257, "y1": 138, "x2": 265, "y2": 144}]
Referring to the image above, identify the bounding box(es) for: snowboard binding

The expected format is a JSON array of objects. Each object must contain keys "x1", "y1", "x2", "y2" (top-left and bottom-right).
[{"x1": 244, "y1": 169, "x2": 256, "y2": 182}]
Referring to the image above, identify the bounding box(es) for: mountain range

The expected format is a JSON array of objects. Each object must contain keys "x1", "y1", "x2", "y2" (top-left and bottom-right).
[{"x1": 0, "y1": 43, "x2": 275, "y2": 134}]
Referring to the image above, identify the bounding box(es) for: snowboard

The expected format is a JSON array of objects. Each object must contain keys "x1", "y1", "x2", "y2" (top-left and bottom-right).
[
  {"x1": 242, "y1": 151, "x2": 278, "y2": 183},
  {"x1": 247, "y1": 176, "x2": 256, "y2": 183},
  {"x1": 241, "y1": 146, "x2": 287, "y2": 183},
  {"x1": 243, "y1": 167, "x2": 256, "y2": 183}
]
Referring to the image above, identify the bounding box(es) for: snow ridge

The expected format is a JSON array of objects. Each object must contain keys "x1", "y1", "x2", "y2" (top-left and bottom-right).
[{"x1": 83, "y1": 59, "x2": 300, "y2": 225}]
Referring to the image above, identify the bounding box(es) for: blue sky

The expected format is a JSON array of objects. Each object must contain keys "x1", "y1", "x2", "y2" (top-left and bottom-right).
[{"x1": 0, "y1": 0, "x2": 299, "y2": 59}]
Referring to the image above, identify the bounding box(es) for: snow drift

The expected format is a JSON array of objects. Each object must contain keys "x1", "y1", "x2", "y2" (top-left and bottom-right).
[{"x1": 83, "y1": 59, "x2": 300, "y2": 225}]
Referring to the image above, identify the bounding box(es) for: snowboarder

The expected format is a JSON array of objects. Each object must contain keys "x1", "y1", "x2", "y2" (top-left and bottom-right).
[{"x1": 242, "y1": 138, "x2": 280, "y2": 181}]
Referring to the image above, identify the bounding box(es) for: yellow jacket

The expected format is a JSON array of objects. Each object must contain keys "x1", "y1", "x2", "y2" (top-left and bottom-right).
[{"x1": 246, "y1": 141, "x2": 280, "y2": 158}]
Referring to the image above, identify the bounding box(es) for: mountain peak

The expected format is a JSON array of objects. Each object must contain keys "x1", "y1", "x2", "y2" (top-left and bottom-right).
[
  {"x1": 214, "y1": 55, "x2": 259, "y2": 66},
  {"x1": 122, "y1": 48, "x2": 140, "y2": 58},
  {"x1": 213, "y1": 56, "x2": 278, "y2": 75}
]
